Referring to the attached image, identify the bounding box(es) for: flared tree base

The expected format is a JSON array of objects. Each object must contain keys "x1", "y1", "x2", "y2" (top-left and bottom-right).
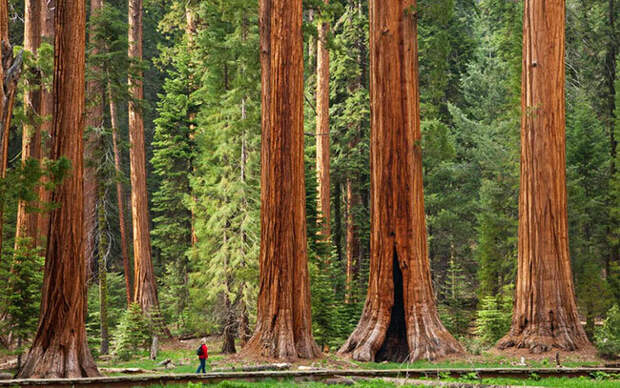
[
  {"x1": 243, "y1": 325, "x2": 321, "y2": 361},
  {"x1": 339, "y1": 256, "x2": 464, "y2": 362},
  {"x1": 497, "y1": 324, "x2": 590, "y2": 354},
  {"x1": 17, "y1": 341, "x2": 100, "y2": 378}
]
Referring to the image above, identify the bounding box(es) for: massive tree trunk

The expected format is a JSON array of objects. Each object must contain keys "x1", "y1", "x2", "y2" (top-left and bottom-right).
[
  {"x1": 497, "y1": 0, "x2": 591, "y2": 354},
  {"x1": 15, "y1": 0, "x2": 42, "y2": 249},
  {"x1": 84, "y1": 0, "x2": 104, "y2": 283},
  {"x1": 338, "y1": 0, "x2": 463, "y2": 362},
  {"x1": 16, "y1": 0, "x2": 100, "y2": 377},
  {"x1": 37, "y1": 0, "x2": 54, "y2": 246},
  {"x1": 108, "y1": 79, "x2": 132, "y2": 306},
  {"x1": 128, "y1": 0, "x2": 161, "y2": 317},
  {"x1": 316, "y1": 0, "x2": 331, "y2": 240},
  {"x1": 243, "y1": 0, "x2": 320, "y2": 361}
]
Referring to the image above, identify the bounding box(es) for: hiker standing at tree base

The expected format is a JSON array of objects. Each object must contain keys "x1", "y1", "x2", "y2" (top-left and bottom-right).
[{"x1": 196, "y1": 338, "x2": 208, "y2": 373}]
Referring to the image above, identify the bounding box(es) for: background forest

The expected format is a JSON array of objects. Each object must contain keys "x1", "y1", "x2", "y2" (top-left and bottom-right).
[{"x1": 0, "y1": 0, "x2": 619, "y2": 361}]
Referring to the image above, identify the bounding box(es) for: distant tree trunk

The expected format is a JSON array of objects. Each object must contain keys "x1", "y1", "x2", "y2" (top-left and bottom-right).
[
  {"x1": 243, "y1": 0, "x2": 320, "y2": 360},
  {"x1": 497, "y1": 0, "x2": 591, "y2": 354},
  {"x1": 221, "y1": 293, "x2": 236, "y2": 354},
  {"x1": 15, "y1": 0, "x2": 42, "y2": 249},
  {"x1": 37, "y1": 0, "x2": 54, "y2": 246},
  {"x1": 84, "y1": 0, "x2": 104, "y2": 283},
  {"x1": 316, "y1": 0, "x2": 331, "y2": 240},
  {"x1": 0, "y1": 0, "x2": 22, "y2": 262},
  {"x1": 97, "y1": 184, "x2": 109, "y2": 355},
  {"x1": 339, "y1": 0, "x2": 463, "y2": 362},
  {"x1": 185, "y1": 0, "x2": 199, "y2": 247},
  {"x1": 108, "y1": 79, "x2": 132, "y2": 306},
  {"x1": 128, "y1": 0, "x2": 162, "y2": 320},
  {"x1": 345, "y1": 176, "x2": 360, "y2": 304},
  {"x1": 16, "y1": 0, "x2": 100, "y2": 377}
]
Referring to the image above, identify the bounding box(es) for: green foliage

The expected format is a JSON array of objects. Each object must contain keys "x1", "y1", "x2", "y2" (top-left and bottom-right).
[
  {"x1": 187, "y1": 0, "x2": 261, "y2": 337},
  {"x1": 113, "y1": 303, "x2": 153, "y2": 361},
  {"x1": 595, "y1": 304, "x2": 620, "y2": 359},
  {"x1": 87, "y1": 273, "x2": 129, "y2": 358},
  {"x1": 475, "y1": 293, "x2": 512, "y2": 346},
  {"x1": 0, "y1": 239, "x2": 43, "y2": 355}
]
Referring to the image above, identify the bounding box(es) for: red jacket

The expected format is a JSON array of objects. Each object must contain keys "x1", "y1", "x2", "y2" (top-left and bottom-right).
[{"x1": 199, "y1": 344, "x2": 208, "y2": 360}]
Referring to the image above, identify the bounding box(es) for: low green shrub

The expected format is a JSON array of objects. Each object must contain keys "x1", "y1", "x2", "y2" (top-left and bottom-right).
[{"x1": 595, "y1": 304, "x2": 620, "y2": 359}]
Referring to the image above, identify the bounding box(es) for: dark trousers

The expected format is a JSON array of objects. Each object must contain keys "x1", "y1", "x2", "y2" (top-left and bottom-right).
[{"x1": 196, "y1": 358, "x2": 206, "y2": 373}]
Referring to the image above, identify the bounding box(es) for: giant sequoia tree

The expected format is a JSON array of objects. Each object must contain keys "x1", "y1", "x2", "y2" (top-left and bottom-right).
[
  {"x1": 497, "y1": 0, "x2": 591, "y2": 354},
  {"x1": 243, "y1": 0, "x2": 320, "y2": 360},
  {"x1": 128, "y1": 0, "x2": 160, "y2": 315},
  {"x1": 316, "y1": 0, "x2": 331, "y2": 240},
  {"x1": 338, "y1": 0, "x2": 463, "y2": 362},
  {"x1": 16, "y1": 0, "x2": 100, "y2": 378}
]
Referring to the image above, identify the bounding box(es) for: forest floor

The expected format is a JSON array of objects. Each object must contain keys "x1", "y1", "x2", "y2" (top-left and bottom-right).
[
  {"x1": 94, "y1": 336, "x2": 605, "y2": 373},
  {"x1": 1, "y1": 337, "x2": 618, "y2": 387}
]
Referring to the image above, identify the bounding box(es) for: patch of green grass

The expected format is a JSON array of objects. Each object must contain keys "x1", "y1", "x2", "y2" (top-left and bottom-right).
[
  {"x1": 98, "y1": 348, "x2": 226, "y2": 375},
  {"x1": 353, "y1": 353, "x2": 601, "y2": 370},
  {"x1": 140, "y1": 376, "x2": 620, "y2": 388}
]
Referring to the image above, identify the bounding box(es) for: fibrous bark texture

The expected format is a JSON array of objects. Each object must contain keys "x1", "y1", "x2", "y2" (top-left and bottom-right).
[
  {"x1": 339, "y1": 0, "x2": 463, "y2": 362},
  {"x1": 84, "y1": 0, "x2": 105, "y2": 283},
  {"x1": 16, "y1": 0, "x2": 100, "y2": 377},
  {"x1": 128, "y1": 0, "x2": 160, "y2": 316},
  {"x1": 316, "y1": 0, "x2": 331, "y2": 240},
  {"x1": 497, "y1": 0, "x2": 590, "y2": 354},
  {"x1": 243, "y1": 0, "x2": 320, "y2": 361},
  {"x1": 15, "y1": 0, "x2": 42, "y2": 249}
]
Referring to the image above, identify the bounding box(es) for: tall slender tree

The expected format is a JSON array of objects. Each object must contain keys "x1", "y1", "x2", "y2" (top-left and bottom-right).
[
  {"x1": 14, "y1": 0, "x2": 43, "y2": 249},
  {"x1": 108, "y1": 79, "x2": 132, "y2": 306},
  {"x1": 0, "y1": 0, "x2": 22, "y2": 261},
  {"x1": 37, "y1": 0, "x2": 55, "y2": 245},
  {"x1": 16, "y1": 0, "x2": 100, "y2": 377},
  {"x1": 84, "y1": 0, "x2": 105, "y2": 282},
  {"x1": 316, "y1": 0, "x2": 331, "y2": 240},
  {"x1": 338, "y1": 0, "x2": 463, "y2": 362},
  {"x1": 497, "y1": 0, "x2": 591, "y2": 354},
  {"x1": 128, "y1": 0, "x2": 160, "y2": 316},
  {"x1": 243, "y1": 0, "x2": 320, "y2": 360}
]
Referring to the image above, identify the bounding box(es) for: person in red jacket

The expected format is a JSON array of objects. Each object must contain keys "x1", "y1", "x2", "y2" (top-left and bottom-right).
[{"x1": 195, "y1": 338, "x2": 208, "y2": 373}]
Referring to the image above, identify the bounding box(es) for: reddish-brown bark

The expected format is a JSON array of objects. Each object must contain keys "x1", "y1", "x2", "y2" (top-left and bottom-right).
[
  {"x1": 15, "y1": 0, "x2": 43, "y2": 249},
  {"x1": 16, "y1": 0, "x2": 100, "y2": 377},
  {"x1": 128, "y1": 0, "x2": 160, "y2": 316},
  {"x1": 316, "y1": 0, "x2": 331, "y2": 240},
  {"x1": 243, "y1": 0, "x2": 320, "y2": 361},
  {"x1": 339, "y1": 0, "x2": 463, "y2": 362},
  {"x1": 84, "y1": 0, "x2": 104, "y2": 282},
  {"x1": 497, "y1": 0, "x2": 591, "y2": 354},
  {"x1": 108, "y1": 79, "x2": 132, "y2": 306}
]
